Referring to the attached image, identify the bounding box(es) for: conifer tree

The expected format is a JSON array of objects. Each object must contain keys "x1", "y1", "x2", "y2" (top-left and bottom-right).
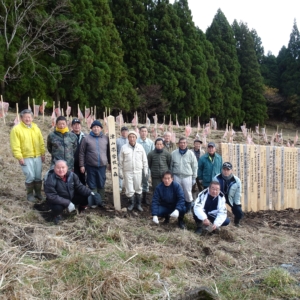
[
  {"x1": 110, "y1": 0, "x2": 154, "y2": 87},
  {"x1": 58, "y1": 0, "x2": 137, "y2": 111},
  {"x1": 148, "y1": 0, "x2": 186, "y2": 118},
  {"x1": 232, "y1": 21, "x2": 268, "y2": 126},
  {"x1": 206, "y1": 9, "x2": 244, "y2": 126},
  {"x1": 173, "y1": 0, "x2": 210, "y2": 119}
]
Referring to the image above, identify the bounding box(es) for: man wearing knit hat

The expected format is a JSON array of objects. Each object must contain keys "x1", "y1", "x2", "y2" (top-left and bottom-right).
[
  {"x1": 79, "y1": 120, "x2": 110, "y2": 205},
  {"x1": 213, "y1": 162, "x2": 244, "y2": 227},
  {"x1": 119, "y1": 131, "x2": 148, "y2": 212}
]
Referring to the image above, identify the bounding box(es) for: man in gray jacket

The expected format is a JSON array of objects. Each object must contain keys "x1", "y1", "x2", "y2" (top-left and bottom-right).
[
  {"x1": 79, "y1": 120, "x2": 110, "y2": 202},
  {"x1": 213, "y1": 162, "x2": 244, "y2": 227},
  {"x1": 171, "y1": 137, "x2": 198, "y2": 228}
]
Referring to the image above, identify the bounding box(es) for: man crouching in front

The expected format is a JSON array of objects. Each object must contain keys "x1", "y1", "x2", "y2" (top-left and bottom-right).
[
  {"x1": 193, "y1": 181, "x2": 230, "y2": 234},
  {"x1": 44, "y1": 160, "x2": 100, "y2": 224}
]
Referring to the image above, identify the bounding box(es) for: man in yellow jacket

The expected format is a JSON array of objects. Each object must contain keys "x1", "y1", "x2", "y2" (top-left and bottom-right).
[{"x1": 10, "y1": 109, "x2": 45, "y2": 201}]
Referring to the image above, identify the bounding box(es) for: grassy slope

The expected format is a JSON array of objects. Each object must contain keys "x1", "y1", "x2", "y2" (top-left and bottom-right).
[{"x1": 0, "y1": 113, "x2": 300, "y2": 299}]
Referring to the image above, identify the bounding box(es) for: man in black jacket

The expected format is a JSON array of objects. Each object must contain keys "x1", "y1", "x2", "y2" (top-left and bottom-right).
[{"x1": 44, "y1": 160, "x2": 100, "y2": 224}]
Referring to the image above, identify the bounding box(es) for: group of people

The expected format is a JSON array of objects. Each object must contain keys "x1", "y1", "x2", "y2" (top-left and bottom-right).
[{"x1": 10, "y1": 109, "x2": 244, "y2": 231}]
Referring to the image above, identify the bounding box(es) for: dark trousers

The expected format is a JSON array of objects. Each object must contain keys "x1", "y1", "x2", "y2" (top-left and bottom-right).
[
  {"x1": 155, "y1": 206, "x2": 186, "y2": 218},
  {"x1": 227, "y1": 202, "x2": 244, "y2": 221},
  {"x1": 50, "y1": 195, "x2": 88, "y2": 217},
  {"x1": 192, "y1": 178, "x2": 203, "y2": 192},
  {"x1": 86, "y1": 165, "x2": 106, "y2": 189},
  {"x1": 74, "y1": 163, "x2": 86, "y2": 185},
  {"x1": 193, "y1": 213, "x2": 230, "y2": 226}
]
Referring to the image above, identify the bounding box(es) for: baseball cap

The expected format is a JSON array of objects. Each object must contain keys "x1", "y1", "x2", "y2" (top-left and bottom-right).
[
  {"x1": 72, "y1": 118, "x2": 81, "y2": 125},
  {"x1": 121, "y1": 126, "x2": 128, "y2": 131},
  {"x1": 207, "y1": 142, "x2": 215, "y2": 147},
  {"x1": 222, "y1": 162, "x2": 232, "y2": 170}
]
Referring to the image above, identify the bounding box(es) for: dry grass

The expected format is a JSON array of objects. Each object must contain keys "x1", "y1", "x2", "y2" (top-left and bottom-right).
[{"x1": 0, "y1": 113, "x2": 300, "y2": 299}]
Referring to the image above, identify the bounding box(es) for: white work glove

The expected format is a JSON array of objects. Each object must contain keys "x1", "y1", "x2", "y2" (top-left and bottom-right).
[
  {"x1": 153, "y1": 216, "x2": 159, "y2": 224},
  {"x1": 192, "y1": 177, "x2": 196, "y2": 185},
  {"x1": 170, "y1": 209, "x2": 179, "y2": 218},
  {"x1": 119, "y1": 172, "x2": 123, "y2": 180},
  {"x1": 68, "y1": 202, "x2": 75, "y2": 213}
]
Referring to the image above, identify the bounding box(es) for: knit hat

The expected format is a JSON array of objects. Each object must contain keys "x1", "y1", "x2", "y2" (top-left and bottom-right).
[
  {"x1": 90, "y1": 120, "x2": 103, "y2": 129},
  {"x1": 128, "y1": 130, "x2": 137, "y2": 138}
]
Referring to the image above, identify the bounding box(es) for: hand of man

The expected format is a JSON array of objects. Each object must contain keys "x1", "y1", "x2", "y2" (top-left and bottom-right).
[
  {"x1": 80, "y1": 167, "x2": 85, "y2": 174},
  {"x1": 212, "y1": 224, "x2": 217, "y2": 231},
  {"x1": 170, "y1": 209, "x2": 179, "y2": 218},
  {"x1": 41, "y1": 155, "x2": 45, "y2": 163},
  {"x1": 19, "y1": 158, "x2": 25, "y2": 166},
  {"x1": 107, "y1": 164, "x2": 111, "y2": 172},
  {"x1": 203, "y1": 218, "x2": 210, "y2": 226},
  {"x1": 153, "y1": 216, "x2": 159, "y2": 224},
  {"x1": 68, "y1": 202, "x2": 75, "y2": 213}
]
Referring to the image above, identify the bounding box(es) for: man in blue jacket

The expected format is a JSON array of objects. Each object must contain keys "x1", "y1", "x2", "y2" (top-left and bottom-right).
[
  {"x1": 151, "y1": 171, "x2": 186, "y2": 229},
  {"x1": 213, "y1": 162, "x2": 244, "y2": 227},
  {"x1": 197, "y1": 142, "x2": 222, "y2": 189}
]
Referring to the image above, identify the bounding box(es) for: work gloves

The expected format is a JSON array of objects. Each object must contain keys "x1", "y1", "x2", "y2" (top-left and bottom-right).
[{"x1": 68, "y1": 202, "x2": 75, "y2": 213}]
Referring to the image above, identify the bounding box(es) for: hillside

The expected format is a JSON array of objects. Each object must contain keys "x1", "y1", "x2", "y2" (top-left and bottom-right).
[{"x1": 0, "y1": 113, "x2": 300, "y2": 299}]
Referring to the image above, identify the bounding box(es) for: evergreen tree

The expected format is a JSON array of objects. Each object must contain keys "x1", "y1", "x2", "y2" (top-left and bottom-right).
[
  {"x1": 206, "y1": 9, "x2": 244, "y2": 126},
  {"x1": 173, "y1": 0, "x2": 210, "y2": 119},
  {"x1": 250, "y1": 29, "x2": 264, "y2": 64},
  {"x1": 261, "y1": 52, "x2": 279, "y2": 88},
  {"x1": 232, "y1": 21, "x2": 268, "y2": 126},
  {"x1": 148, "y1": 0, "x2": 186, "y2": 119},
  {"x1": 197, "y1": 28, "x2": 223, "y2": 120},
  {"x1": 110, "y1": 0, "x2": 154, "y2": 87},
  {"x1": 58, "y1": 0, "x2": 137, "y2": 112},
  {"x1": 277, "y1": 20, "x2": 300, "y2": 122}
]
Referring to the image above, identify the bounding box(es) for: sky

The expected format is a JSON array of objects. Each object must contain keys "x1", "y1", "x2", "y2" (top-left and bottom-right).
[{"x1": 170, "y1": 0, "x2": 300, "y2": 56}]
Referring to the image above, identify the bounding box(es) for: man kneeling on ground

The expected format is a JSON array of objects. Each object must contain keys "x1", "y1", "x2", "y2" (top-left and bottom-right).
[
  {"x1": 151, "y1": 171, "x2": 186, "y2": 229},
  {"x1": 44, "y1": 160, "x2": 100, "y2": 224},
  {"x1": 193, "y1": 181, "x2": 230, "y2": 234}
]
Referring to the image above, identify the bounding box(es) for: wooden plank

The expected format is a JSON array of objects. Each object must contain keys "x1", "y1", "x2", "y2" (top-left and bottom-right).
[
  {"x1": 298, "y1": 148, "x2": 300, "y2": 208},
  {"x1": 249, "y1": 145, "x2": 257, "y2": 211},
  {"x1": 244, "y1": 145, "x2": 250, "y2": 212},
  {"x1": 280, "y1": 147, "x2": 285, "y2": 209},
  {"x1": 291, "y1": 148, "x2": 298, "y2": 208},
  {"x1": 239, "y1": 144, "x2": 244, "y2": 208},
  {"x1": 107, "y1": 116, "x2": 121, "y2": 210},
  {"x1": 260, "y1": 146, "x2": 267, "y2": 210}
]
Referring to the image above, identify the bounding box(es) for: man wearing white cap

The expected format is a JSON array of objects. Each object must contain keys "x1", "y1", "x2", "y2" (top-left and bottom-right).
[{"x1": 119, "y1": 131, "x2": 148, "y2": 212}]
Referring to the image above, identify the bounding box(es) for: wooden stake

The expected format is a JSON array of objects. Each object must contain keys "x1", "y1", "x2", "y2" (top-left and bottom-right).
[
  {"x1": 42, "y1": 100, "x2": 45, "y2": 123},
  {"x1": 16, "y1": 103, "x2": 19, "y2": 123},
  {"x1": 109, "y1": 107, "x2": 111, "y2": 116},
  {"x1": 33, "y1": 98, "x2": 35, "y2": 118},
  {"x1": 58, "y1": 101, "x2": 61, "y2": 115},
  {"x1": 107, "y1": 116, "x2": 121, "y2": 210},
  {"x1": 1, "y1": 95, "x2": 5, "y2": 124},
  {"x1": 94, "y1": 106, "x2": 97, "y2": 118}
]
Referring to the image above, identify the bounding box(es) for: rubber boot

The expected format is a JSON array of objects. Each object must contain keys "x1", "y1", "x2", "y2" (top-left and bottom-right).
[
  {"x1": 142, "y1": 191, "x2": 147, "y2": 204},
  {"x1": 88, "y1": 189, "x2": 98, "y2": 208},
  {"x1": 34, "y1": 180, "x2": 44, "y2": 200},
  {"x1": 234, "y1": 218, "x2": 241, "y2": 227},
  {"x1": 97, "y1": 188, "x2": 105, "y2": 202},
  {"x1": 194, "y1": 221, "x2": 203, "y2": 235},
  {"x1": 178, "y1": 217, "x2": 186, "y2": 229},
  {"x1": 25, "y1": 182, "x2": 36, "y2": 202},
  {"x1": 135, "y1": 193, "x2": 143, "y2": 212},
  {"x1": 127, "y1": 195, "x2": 135, "y2": 211}
]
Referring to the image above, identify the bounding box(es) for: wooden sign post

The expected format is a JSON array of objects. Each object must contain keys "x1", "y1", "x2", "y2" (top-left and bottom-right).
[{"x1": 107, "y1": 115, "x2": 121, "y2": 210}]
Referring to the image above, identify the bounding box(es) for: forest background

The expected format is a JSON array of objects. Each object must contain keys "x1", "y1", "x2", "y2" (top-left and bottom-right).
[{"x1": 1, "y1": 0, "x2": 299, "y2": 127}]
